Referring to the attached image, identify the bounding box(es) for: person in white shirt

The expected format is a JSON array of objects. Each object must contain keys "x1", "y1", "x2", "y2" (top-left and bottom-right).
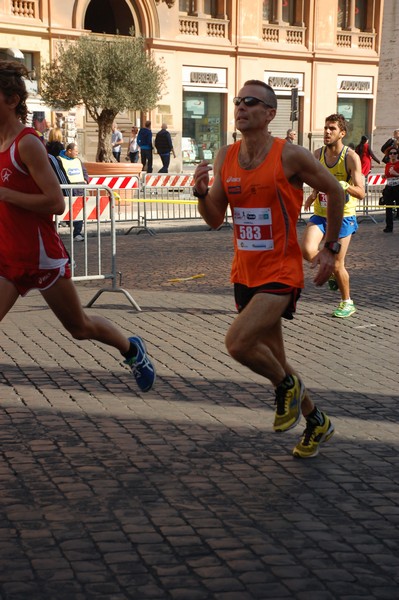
[
  {"x1": 127, "y1": 126, "x2": 139, "y2": 163},
  {"x1": 111, "y1": 122, "x2": 123, "y2": 162}
]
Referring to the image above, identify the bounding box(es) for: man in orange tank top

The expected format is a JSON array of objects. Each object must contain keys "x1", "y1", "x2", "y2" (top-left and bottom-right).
[
  {"x1": 193, "y1": 80, "x2": 345, "y2": 459},
  {"x1": 0, "y1": 60, "x2": 155, "y2": 394}
]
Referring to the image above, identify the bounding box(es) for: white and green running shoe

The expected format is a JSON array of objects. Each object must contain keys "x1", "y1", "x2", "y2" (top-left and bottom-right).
[{"x1": 332, "y1": 301, "x2": 356, "y2": 318}]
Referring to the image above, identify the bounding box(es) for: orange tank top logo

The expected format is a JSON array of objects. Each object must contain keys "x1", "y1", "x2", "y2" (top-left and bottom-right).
[{"x1": 227, "y1": 175, "x2": 242, "y2": 194}]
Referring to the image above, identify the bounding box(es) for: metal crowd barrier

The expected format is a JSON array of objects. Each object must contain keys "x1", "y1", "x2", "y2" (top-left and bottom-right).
[
  {"x1": 68, "y1": 172, "x2": 388, "y2": 239},
  {"x1": 132, "y1": 174, "x2": 389, "y2": 232},
  {"x1": 302, "y1": 177, "x2": 387, "y2": 223},
  {"x1": 135, "y1": 173, "x2": 204, "y2": 234},
  {"x1": 55, "y1": 183, "x2": 141, "y2": 311},
  {"x1": 88, "y1": 174, "x2": 142, "y2": 233}
]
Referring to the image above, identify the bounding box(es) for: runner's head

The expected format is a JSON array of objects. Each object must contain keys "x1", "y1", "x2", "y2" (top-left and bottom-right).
[
  {"x1": 324, "y1": 114, "x2": 348, "y2": 147},
  {"x1": 234, "y1": 80, "x2": 277, "y2": 133},
  {"x1": 0, "y1": 60, "x2": 29, "y2": 123}
]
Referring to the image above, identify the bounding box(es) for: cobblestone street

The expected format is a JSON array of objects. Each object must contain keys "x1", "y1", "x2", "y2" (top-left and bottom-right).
[{"x1": 1, "y1": 219, "x2": 398, "y2": 599}]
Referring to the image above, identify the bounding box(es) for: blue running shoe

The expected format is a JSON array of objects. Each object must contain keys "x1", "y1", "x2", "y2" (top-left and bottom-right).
[{"x1": 125, "y1": 336, "x2": 156, "y2": 392}]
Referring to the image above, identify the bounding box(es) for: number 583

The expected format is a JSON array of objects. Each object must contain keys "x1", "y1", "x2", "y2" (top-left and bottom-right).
[{"x1": 238, "y1": 225, "x2": 261, "y2": 240}]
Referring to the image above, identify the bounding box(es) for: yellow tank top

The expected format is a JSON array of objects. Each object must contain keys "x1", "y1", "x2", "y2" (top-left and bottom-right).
[{"x1": 314, "y1": 146, "x2": 357, "y2": 217}]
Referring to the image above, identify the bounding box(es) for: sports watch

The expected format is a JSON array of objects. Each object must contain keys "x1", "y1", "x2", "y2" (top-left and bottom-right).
[
  {"x1": 192, "y1": 187, "x2": 209, "y2": 200},
  {"x1": 324, "y1": 241, "x2": 341, "y2": 254}
]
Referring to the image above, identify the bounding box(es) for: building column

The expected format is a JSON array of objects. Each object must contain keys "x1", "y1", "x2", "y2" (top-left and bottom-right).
[
  {"x1": 347, "y1": 0, "x2": 357, "y2": 31},
  {"x1": 271, "y1": 0, "x2": 283, "y2": 25}
]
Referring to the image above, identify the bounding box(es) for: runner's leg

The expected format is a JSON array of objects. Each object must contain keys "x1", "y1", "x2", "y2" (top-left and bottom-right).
[
  {"x1": 0, "y1": 279, "x2": 19, "y2": 322},
  {"x1": 334, "y1": 234, "x2": 352, "y2": 301},
  {"x1": 41, "y1": 277, "x2": 130, "y2": 353},
  {"x1": 225, "y1": 292, "x2": 314, "y2": 419},
  {"x1": 301, "y1": 221, "x2": 324, "y2": 262}
]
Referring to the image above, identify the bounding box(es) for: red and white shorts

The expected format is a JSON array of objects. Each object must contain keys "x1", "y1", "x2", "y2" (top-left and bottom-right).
[{"x1": 0, "y1": 262, "x2": 71, "y2": 296}]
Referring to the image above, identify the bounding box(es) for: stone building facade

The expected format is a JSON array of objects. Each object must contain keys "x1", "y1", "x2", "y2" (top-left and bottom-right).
[
  {"x1": 375, "y1": 0, "x2": 399, "y2": 156},
  {"x1": 0, "y1": 0, "x2": 385, "y2": 170}
]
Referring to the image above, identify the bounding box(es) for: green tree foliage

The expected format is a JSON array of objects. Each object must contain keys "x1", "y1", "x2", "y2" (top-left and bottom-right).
[{"x1": 41, "y1": 35, "x2": 166, "y2": 162}]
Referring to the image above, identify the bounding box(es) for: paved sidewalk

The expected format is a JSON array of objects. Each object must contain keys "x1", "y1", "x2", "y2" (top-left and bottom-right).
[{"x1": 1, "y1": 220, "x2": 399, "y2": 599}]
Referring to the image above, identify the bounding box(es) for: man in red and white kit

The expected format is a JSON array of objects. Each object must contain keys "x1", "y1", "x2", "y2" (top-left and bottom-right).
[{"x1": 0, "y1": 60, "x2": 155, "y2": 393}]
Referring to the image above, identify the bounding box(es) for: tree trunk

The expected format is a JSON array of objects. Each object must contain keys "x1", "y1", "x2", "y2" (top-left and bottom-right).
[{"x1": 96, "y1": 109, "x2": 117, "y2": 162}]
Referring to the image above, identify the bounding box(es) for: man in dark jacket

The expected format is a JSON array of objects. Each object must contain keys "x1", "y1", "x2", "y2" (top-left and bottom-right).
[
  {"x1": 154, "y1": 123, "x2": 176, "y2": 173},
  {"x1": 381, "y1": 129, "x2": 399, "y2": 163},
  {"x1": 137, "y1": 120, "x2": 153, "y2": 173}
]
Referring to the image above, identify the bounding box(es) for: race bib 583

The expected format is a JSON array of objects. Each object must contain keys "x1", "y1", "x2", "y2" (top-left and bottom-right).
[{"x1": 233, "y1": 207, "x2": 274, "y2": 251}]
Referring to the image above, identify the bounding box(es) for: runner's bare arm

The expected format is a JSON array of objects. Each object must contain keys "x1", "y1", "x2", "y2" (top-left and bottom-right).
[
  {"x1": 0, "y1": 133, "x2": 65, "y2": 215},
  {"x1": 304, "y1": 190, "x2": 317, "y2": 211},
  {"x1": 346, "y1": 149, "x2": 365, "y2": 200},
  {"x1": 283, "y1": 144, "x2": 345, "y2": 285},
  {"x1": 194, "y1": 147, "x2": 229, "y2": 229},
  {"x1": 283, "y1": 144, "x2": 345, "y2": 239}
]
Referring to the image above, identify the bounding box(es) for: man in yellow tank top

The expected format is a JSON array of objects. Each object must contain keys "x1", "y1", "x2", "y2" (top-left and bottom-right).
[
  {"x1": 192, "y1": 80, "x2": 346, "y2": 459},
  {"x1": 301, "y1": 114, "x2": 365, "y2": 318}
]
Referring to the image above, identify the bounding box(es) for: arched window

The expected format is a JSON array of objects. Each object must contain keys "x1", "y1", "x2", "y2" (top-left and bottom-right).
[{"x1": 84, "y1": 0, "x2": 136, "y2": 35}]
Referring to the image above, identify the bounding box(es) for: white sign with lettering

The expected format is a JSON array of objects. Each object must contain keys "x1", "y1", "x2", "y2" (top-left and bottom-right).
[
  {"x1": 337, "y1": 75, "x2": 373, "y2": 94},
  {"x1": 182, "y1": 66, "x2": 227, "y2": 88},
  {"x1": 264, "y1": 71, "x2": 304, "y2": 91}
]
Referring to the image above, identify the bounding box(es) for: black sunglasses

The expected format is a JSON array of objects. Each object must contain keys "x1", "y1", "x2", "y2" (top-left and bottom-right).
[
  {"x1": 233, "y1": 96, "x2": 273, "y2": 108},
  {"x1": 389, "y1": 152, "x2": 398, "y2": 155}
]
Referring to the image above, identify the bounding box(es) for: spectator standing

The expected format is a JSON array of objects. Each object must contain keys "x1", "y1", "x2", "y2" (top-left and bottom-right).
[
  {"x1": 382, "y1": 147, "x2": 399, "y2": 233},
  {"x1": 381, "y1": 129, "x2": 399, "y2": 164},
  {"x1": 137, "y1": 120, "x2": 153, "y2": 173},
  {"x1": 57, "y1": 143, "x2": 89, "y2": 241},
  {"x1": 0, "y1": 59, "x2": 155, "y2": 394},
  {"x1": 284, "y1": 128, "x2": 296, "y2": 144},
  {"x1": 46, "y1": 127, "x2": 64, "y2": 157},
  {"x1": 154, "y1": 123, "x2": 176, "y2": 173},
  {"x1": 126, "y1": 126, "x2": 139, "y2": 163},
  {"x1": 355, "y1": 135, "x2": 380, "y2": 176},
  {"x1": 111, "y1": 122, "x2": 123, "y2": 162}
]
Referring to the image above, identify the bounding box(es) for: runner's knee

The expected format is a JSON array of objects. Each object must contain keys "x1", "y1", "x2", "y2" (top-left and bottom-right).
[
  {"x1": 225, "y1": 330, "x2": 251, "y2": 363},
  {"x1": 64, "y1": 316, "x2": 93, "y2": 340}
]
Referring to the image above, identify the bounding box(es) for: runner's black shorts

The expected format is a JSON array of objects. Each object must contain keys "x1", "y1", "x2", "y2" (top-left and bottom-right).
[{"x1": 234, "y1": 282, "x2": 302, "y2": 321}]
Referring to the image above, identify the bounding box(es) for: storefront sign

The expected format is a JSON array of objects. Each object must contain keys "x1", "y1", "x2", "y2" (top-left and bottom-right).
[
  {"x1": 264, "y1": 71, "x2": 304, "y2": 91},
  {"x1": 182, "y1": 66, "x2": 227, "y2": 88},
  {"x1": 337, "y1": 76, "x2": 373, "y2": 94},
  {"x1": 190, "y1": 72, "x2": 218, "y2": 84}
]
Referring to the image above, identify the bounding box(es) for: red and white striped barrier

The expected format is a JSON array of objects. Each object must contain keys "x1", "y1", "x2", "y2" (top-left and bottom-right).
[
  {"x1": 60, "y1": 196, "x2": 112, "y2": 222},
  {"x1": 144, "y1": 174, "x2": 215, "y2": 187},
  {"x1": 59, "y1": 176, "x2": 141, "y2": 222},
  {"x1": 88, "y1": 175, "x2": 139, "y2": 189},
  {"x1": 367, "y1": 174, "x2": 386, "y2": 185}
]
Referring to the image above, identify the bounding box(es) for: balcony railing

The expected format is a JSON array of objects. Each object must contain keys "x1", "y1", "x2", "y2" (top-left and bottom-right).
[
  {"x1": 11, "y1": 0, "x2": 39, "y2": 18},
  {"x1": 179, "y1": 16, "x2": 228, "y2": 39},
  {"x1": 262, "y1": 24, "x2": 305, "y2": 45},
  {"x1": 336, "y1": 30, "x2": 375, "y2": 50}
]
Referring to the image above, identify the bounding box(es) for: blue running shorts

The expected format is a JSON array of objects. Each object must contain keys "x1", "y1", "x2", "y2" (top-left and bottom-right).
[{"x1": 309, "y1": 215, "x2": 358, "y2": 239}]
